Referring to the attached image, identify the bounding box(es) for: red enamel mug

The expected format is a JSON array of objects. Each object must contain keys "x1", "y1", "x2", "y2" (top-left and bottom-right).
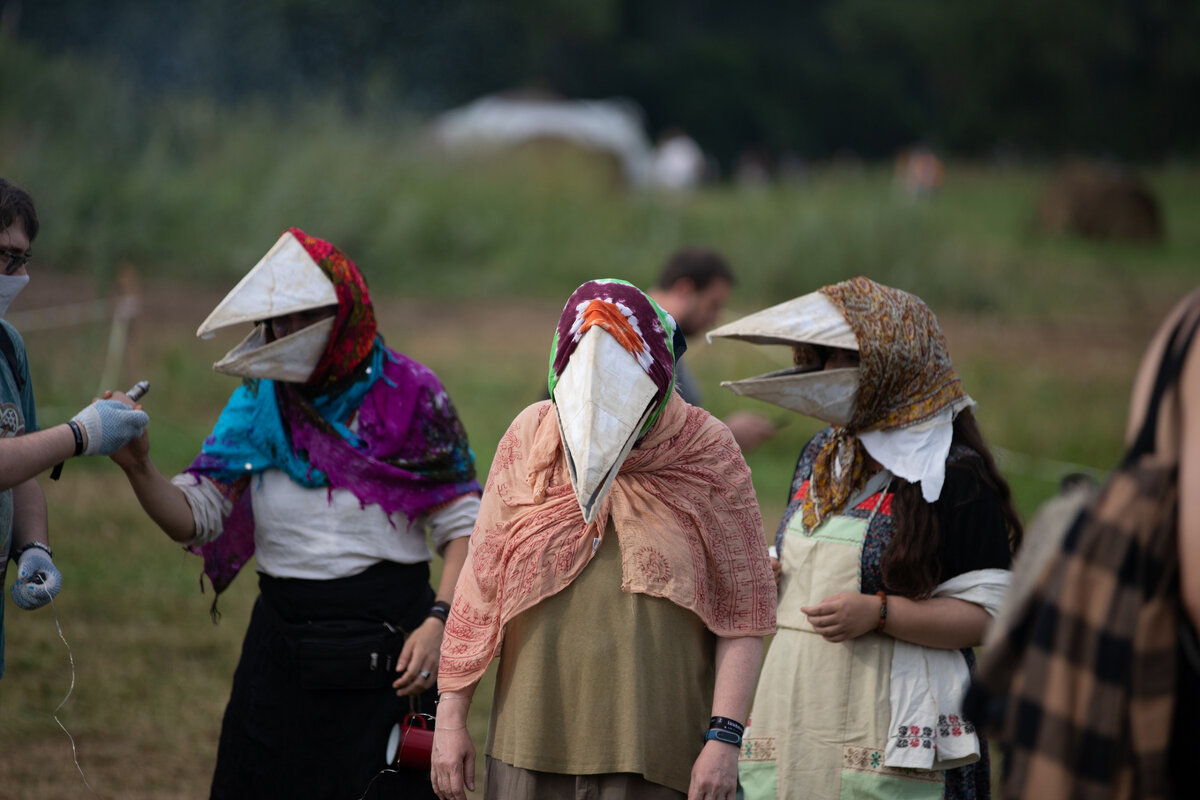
[{"x1": 386, "y1": 712, "x2": 435, "y2": 769}]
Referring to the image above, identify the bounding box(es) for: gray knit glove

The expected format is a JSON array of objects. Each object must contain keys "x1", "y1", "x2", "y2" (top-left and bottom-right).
[
  {"x1": 11, "y1": 546, "x2": 62, "y2": 610},
  {"x1": 70, "y1": 399, "x2": 150, "y2": 455}
]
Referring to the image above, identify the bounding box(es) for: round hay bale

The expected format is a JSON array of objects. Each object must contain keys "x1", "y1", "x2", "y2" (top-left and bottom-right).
[{"x1": 1035, "y1": 161, "x2": 1163, "y2": 242}]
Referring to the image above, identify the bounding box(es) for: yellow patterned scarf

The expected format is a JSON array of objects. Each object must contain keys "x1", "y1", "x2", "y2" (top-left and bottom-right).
[{"x1": 801, "y1": 277, "x2": 966, "y2": 531}]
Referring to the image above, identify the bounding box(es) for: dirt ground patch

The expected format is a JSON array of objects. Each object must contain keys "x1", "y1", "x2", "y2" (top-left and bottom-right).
[{"x1": 1, "y1": 270, "x2": 1165, "y2": 799}]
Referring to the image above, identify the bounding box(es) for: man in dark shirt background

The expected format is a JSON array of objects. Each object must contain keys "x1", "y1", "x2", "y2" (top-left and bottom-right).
[{"x1": 648, "y1": 246, "x2": 776, "y2": 452}]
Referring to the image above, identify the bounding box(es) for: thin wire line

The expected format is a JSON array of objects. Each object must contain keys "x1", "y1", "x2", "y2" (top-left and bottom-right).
[
  {"x1": 43, "y1": 592, "x2": 98, "y2": 795},
  {"x1": 356, "y1": 766, "x2": 403, "y2": 799}
]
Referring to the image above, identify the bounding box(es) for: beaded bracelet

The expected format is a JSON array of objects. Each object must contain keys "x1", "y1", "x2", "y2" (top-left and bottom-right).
[{"x1": 876, "y1": 591, "x2": 888, "y2": 633}]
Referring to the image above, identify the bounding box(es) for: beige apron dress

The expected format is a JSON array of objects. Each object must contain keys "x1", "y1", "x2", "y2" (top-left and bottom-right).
[{"x1": 740, "y1": 474, "x2": 945, "y2": 800}]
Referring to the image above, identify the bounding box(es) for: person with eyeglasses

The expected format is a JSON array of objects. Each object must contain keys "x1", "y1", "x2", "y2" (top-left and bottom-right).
[
  {"x1": 1, "y1": 243, "x2": 31, "y2": 274},
  {"x1": 0, "y1": 177, "x2": 150, "y2": 682}
]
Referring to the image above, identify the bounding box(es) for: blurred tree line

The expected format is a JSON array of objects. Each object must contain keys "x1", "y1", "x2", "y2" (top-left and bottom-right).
[{"x1": 4, "y1": 0, "x2": 1198, "y2": 169}]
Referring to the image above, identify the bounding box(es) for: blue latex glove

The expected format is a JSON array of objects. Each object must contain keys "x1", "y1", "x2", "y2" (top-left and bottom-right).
[
  {"x1": 70, "y1": 398, "x2": 150, "y2": 455},
  {"x1": 11, "y1": 547, "x2": 62, "y2": 610}
]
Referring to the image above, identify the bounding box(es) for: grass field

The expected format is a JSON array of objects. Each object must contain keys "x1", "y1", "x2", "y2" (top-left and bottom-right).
[{"x1": 0, "y1": 152, "x2": 1195, "y2": 799}]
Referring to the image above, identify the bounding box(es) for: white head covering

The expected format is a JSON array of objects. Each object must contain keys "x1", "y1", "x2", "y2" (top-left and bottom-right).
[
  {"x1": 196, "y1": 232, "x2": 338, "y2": 382},
  {"x1": 554, "y1": 326, "x2": 658, "y2": 522},
  {"x1": 548, "y1": 279, "x2": 679, "y2": 523},
  {"x1": 859, "y1": 399, "x2": 974, "y2": 503}
]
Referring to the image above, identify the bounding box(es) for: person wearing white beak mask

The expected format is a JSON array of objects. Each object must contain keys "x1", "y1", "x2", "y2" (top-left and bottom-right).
[
  {"x1": 708, "y1": 277, "x2": 1022, "y2": 800},
  {"x1": 0, "y1": 178, "x2": 149, "y2": 683},
  {"x1": 432, "y1": 279, "x2": 776, "y2": 800},
  {"x1": 108, "y1": 228, "x2": 481, "y2": 799}
]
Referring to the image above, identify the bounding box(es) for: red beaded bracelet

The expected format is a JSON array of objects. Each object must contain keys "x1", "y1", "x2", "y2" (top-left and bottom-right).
[{"x1": 876, "y1": 591, "x2": 888, "y2": 633}]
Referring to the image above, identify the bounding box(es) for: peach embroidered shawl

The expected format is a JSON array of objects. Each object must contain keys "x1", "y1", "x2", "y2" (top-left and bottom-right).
[{"x1": 439, "y1": 393, "x2": 777, "y2": 691}]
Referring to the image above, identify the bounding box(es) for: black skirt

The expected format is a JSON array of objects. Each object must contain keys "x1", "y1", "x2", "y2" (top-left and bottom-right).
[{"x1": 210, "y1": 560, "x2": 438, "y2": 800}]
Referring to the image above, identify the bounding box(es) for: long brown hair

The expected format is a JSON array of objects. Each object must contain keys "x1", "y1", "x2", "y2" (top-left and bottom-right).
[{"x1": 882, "y1": 409, "x2": 1023, "y2": 598}]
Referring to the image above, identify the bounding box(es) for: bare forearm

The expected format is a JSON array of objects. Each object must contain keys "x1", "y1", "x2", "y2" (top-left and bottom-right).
[
  {"x1": 1182, "y1": 491, "x2": 1200, "y2": 631},
  {"x1": 1181, "y1": 427, "x2": 1200, "y2": 628},
  {"x1": 884, "y1": 596, "x2": 990, "y2": 649},
  {"x1": 10, "y1": 478, "x2": 48, "y2": 547},
  {"x1": 1174, "y1": 321, "x2": 1200, "y2": 629},
  {"x1": 711, "y1": 635, "x2": 762, "y2": 722},
  {"x1": 0, "y1": 426, "x2": 77, "y2": 490},
  {"x1": 434, "y1": 537, "x2": 469, "y2": 603},
  {"x1": 687, "y1": 636, "x2": 761, "y2": 800},
  {"x1": 121, "y1": 459, "x2": 197, "y2": 542},
  {"x1": 436, "y1": 685, "x2": 477, "y2": 728}
]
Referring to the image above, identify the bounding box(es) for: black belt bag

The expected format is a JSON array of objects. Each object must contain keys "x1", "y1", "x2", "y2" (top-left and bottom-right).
[{"x1": 261, "y1": 599, "x2": 408, "y2": 691}]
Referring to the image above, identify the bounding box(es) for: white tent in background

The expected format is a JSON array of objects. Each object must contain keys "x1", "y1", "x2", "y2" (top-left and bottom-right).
[{"x1": 430, "y1": 92, "x2": 656, "y2": 188}]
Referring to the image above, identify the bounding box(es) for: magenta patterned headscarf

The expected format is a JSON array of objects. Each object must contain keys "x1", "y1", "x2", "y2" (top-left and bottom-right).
[{"x1": 183, "y1": 232, "x2": 479, "y2": 600}]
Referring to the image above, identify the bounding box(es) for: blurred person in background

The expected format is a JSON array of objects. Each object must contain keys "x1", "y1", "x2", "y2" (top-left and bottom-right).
[
  {"x1": 431, "y1": 279, "x2": 776, "y2": 800},
  {"x1": 968, "y1": 288, "x2": 1200, "y2": 799},
  {"x1": 893, "y1": 145, "x2": 945, "y2": 201},
  {"x1": 107, "y1": 228, "x2": 480, "y2": 799},
  {"x1": 0, "y1": 177, "x2": 149, "y2": 680},
  {"x1": 709, "y1": 277, "x2": 1021, "y2": 799},
  {"x1": 650, "y1": 127, "x2": 707, "y2": 191},
  {"x1": 648, "y1": 247, "x2": 777, "y2": 452}
]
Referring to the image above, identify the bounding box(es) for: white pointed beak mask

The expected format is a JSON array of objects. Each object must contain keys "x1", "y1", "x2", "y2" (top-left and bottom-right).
[
  {"x1": 554, "y1": 326, "x2": 658, "y2": 523},
  {"x1": 196, "y1": 232, "x2": 339, "y2": 383},
  {"x1": 707, "y1": 290, "x2": 860, "y2": 425}
]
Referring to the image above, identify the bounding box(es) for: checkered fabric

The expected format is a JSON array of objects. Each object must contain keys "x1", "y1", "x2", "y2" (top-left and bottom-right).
[{"x1": 969, "y1": 294, "x2": 1200, "y2": 800}]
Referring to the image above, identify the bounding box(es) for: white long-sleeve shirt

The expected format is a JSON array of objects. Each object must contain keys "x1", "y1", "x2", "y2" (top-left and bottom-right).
[{"x1": 172, "y1": 469, "x2": 479, "y2": 580}]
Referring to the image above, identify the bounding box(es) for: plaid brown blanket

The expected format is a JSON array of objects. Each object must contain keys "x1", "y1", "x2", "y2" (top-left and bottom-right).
[{"x1": 968, "y1": 293, "x2": 1200, "y2": 800}]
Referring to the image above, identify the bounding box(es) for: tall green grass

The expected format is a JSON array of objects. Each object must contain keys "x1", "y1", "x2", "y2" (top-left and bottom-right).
[
  {"x1": 1, "y1": 40, "x2": 1197, "y2": 798},
  {"x1": 4, "y1": 41, "x2": 1196, "y2": 316}
]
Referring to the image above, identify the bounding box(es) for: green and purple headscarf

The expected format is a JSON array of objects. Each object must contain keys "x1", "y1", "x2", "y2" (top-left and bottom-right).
[{"x1": 548, "y1": 278, "x2": 685, "y2": 436}]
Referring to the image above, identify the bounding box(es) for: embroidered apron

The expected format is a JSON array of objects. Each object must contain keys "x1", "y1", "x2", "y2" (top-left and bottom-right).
[{"x1": 740, "y1": 478, "x2": 944, "y2": 800}]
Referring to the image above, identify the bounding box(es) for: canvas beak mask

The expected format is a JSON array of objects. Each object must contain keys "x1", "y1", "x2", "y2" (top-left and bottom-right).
[
  {"x1": 707, "y1": 290, "x2": 860, "y2": 425},
  {"x1": 196, "y1": 232, "x2": 339, "y2": 383},
  {"x1": 553, "y1": 326, "x2": 658, "y2": 523}
]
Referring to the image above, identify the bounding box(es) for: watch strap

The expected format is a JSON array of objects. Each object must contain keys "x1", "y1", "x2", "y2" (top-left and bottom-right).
[{"x1": 704, "y1": 728, "x2": 742, "y2": 747}]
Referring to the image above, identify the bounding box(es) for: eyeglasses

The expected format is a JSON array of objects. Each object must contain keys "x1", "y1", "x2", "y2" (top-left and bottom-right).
[{"x1": 1, "y1": 248, "x2": 31, "y2": 275}]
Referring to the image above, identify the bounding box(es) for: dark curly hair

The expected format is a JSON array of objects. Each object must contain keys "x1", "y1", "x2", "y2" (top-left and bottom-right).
[
  {"x1": 0, "y1": 178, "x2": 39, "y2": 242},
  {"x1": 655, "y1": 246, "x2": 734, "y2": 292}
]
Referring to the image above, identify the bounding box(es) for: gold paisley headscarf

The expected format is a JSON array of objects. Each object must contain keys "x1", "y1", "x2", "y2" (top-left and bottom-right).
[{"x1": 801, "y1": 277, "x2": 966, "y2": 531}]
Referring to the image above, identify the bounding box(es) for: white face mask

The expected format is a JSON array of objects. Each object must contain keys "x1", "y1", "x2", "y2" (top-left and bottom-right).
[
  {"x1": 553, "y1": 327, "x2": 658, "y2": 523},
  {"x1": 720, "y1": 366, "x2": 860, "y2": 426},
  {"x1": 211, "y1": 317, "x2": 335, "y2": 383},
  {"x1": 0, "y1": 274, "x2": 30, "y2": 318}
]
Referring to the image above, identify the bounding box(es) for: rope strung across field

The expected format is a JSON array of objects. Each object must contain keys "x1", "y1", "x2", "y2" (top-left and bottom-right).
[{"x1": 991, "y1": 445, "x2": 1108, "y2": 484}]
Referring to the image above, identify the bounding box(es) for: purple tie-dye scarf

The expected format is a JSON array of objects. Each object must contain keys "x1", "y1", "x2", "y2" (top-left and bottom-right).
[{"x1": 183, "y1": 346, "x2": 480, "y2": 599}]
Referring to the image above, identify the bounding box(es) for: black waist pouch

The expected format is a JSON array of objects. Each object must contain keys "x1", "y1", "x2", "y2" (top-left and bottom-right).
[
  {"x1": 293, "y1": 618, "x2": 408, "y2": 691},
  {"x1": 263, "y1": 599, "x2": 408, "y2": 691}
]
